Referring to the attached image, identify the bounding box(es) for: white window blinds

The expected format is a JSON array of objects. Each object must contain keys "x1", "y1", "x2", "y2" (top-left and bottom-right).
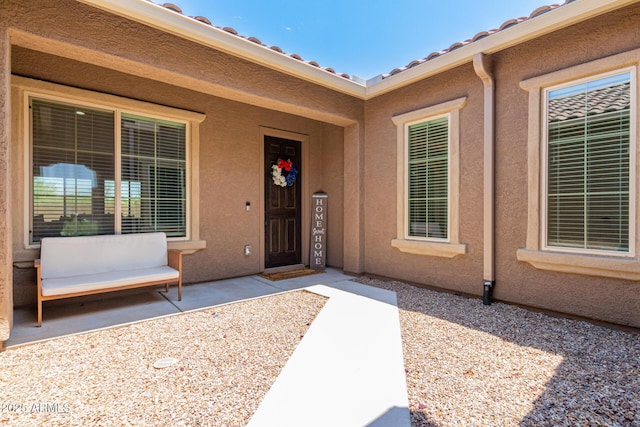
[
  {"x1": 30, "y1": 98, "x2": 187, "y2": 243},
  {"x1": 546, "y1": 72, "x2": 631, "y2": 252},
  {"x1": 121, "y1": 114, "x2": 186, "y2": 237},
  {"x1": 407, "y1": 116, "x2": 449, "y2": 239},
  {"x1": 31, "y1": 100, "x2": 115, "y2": 242}
]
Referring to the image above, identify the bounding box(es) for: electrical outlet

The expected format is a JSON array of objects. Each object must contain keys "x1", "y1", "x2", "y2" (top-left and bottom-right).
[{"x1": 244, "y1": 245, "x2": 252, "y2": 256}]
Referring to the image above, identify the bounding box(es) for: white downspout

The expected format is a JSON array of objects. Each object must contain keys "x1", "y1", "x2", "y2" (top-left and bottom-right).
[{"x1": 473, "y1": 53, "x2": 495, "y2": 305}]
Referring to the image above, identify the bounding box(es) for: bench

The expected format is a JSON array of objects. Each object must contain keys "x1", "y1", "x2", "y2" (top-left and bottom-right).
[{"x1": 35, "y1": 232, "x2": 182, "y2": 326}]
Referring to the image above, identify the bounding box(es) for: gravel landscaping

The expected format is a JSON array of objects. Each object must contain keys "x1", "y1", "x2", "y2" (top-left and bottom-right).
[
  {"x1": 355, "y1": 276, "x2": 640, "y2": 427},
  {"x1": 0, "y1": 290, "x2": 326, "y2": 426},
  {"x1": 2, "y1": 276, "x2": 639, "y2": 427}
]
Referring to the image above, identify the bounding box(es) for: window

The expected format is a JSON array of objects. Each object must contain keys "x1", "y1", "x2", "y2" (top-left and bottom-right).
[
  {"x1": 544, "y1": 72, "x2": 631, "y2": 254},
  {"x1": 518, "y1": 53, "x2": 638, "y2": 280},
  {"x1": 407, "y1": 116, "x2": 449, "y2": 240},
  {"x1": 30, "y1": 98, "x2": 187, "y2": 244},
  {"x1": 391, "y1": 97, "x2": 467, "y2": 258}
]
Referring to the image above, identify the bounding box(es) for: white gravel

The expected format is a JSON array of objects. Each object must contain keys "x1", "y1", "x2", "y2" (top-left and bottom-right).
[
  {"x1": 0, "y1": 290, "x2": 326, "y2": 426},
  {"x1": 355, "y1": 276, "x2": 640, "y2": 427}
]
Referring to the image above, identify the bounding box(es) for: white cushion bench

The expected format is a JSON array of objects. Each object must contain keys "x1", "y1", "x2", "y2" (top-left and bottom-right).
[{"x1": 35, "y1": 232, "x2": 182, "y2": 326}]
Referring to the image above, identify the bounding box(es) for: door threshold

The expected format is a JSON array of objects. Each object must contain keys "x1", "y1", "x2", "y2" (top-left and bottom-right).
[{"x1": 263, "y1": 264, "x2": 306, "y2": 274}]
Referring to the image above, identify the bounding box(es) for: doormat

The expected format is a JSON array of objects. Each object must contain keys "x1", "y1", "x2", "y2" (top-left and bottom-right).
[{"x1": 259, "y1": 268, "x2": 324, "y2": 281}]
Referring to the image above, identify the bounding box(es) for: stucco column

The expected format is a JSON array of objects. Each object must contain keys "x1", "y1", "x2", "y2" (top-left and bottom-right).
[
  {"x1": 342, "y1": 123, "x2": 364, "y2": 273},
  {"x1": 0, "y1": 26, "x2": 13, "y2": 342}
]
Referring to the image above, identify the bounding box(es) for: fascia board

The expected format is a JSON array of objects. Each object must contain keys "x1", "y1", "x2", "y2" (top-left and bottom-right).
[
  {"x1": 75, "y1": 0, "x2": 367, "y2": 98},
  {"x1": 365, "y1": 0, "x2": 639, "y2": 99}
]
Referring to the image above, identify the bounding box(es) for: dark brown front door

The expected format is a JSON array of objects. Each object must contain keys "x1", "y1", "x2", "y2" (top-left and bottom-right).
[{"x1": 265, "y1": 136, "x2": 301, "y2": 268}]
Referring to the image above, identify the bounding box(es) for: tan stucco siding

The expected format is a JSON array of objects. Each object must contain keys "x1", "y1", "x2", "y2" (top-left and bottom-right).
[
  {"x1": 490, "y1": 3, "x2": 640, "y2": 327},
  {"x1": 6, "y1": 1, "x2": 352, "y2": 307},
  {"x1": 362, "y1": 3, "x2": 640, "y2": 327},
  {"x1": 6, "y1": 0, "x2": 363, "y2": 127},
  {"x1": 364, "y1": 63, "x2": 484, "y2": 295},
  {"x1": 9, "y1": 57, "x2": 346, "y2": 305},
  {"x1": 0, "y1": 23, "x2": 13, "y2": 339}
]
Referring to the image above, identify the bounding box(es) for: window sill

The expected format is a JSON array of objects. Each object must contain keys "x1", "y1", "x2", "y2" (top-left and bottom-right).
[
  {"x1": 391, "y1": 238, "x2": 466, "y2": 258},
  {"x1": 516, "y1": 248, "x2": 640, "y2": 280}
]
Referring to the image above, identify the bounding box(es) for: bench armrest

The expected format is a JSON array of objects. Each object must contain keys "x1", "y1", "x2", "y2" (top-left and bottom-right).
[{"x1": 168, "y1": 249, "x2": 182, "y2": 272}]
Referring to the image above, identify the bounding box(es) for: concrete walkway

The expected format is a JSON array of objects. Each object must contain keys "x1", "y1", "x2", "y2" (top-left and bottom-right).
[
  {"x1": 5, "y1": 269, "x2": 410, "y2": 426},
  {"x1": 248, "y1": 282, "x2": 410, "y2": 427}
]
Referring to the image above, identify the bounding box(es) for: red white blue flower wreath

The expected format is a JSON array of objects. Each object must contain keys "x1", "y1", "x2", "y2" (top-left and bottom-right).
[{"x1": 271, "y1": 158, "x2": 297, "y2": 187}]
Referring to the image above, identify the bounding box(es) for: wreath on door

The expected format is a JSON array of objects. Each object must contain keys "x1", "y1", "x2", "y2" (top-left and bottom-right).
[{"x1": 271, "y1": 158, "x2": 297, "y2": 187}]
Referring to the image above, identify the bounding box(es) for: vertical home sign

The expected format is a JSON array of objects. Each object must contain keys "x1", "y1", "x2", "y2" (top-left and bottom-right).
[{"x1": 310, "y1": 193, "x2": 328, "y2": 270}]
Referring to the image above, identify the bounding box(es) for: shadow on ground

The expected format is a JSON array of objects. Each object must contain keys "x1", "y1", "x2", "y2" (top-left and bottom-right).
[{"x1": 356, "y1": 276, "x2": 639, "y2": 427}]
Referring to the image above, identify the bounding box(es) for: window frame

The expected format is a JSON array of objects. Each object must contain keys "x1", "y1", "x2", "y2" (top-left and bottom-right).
[
  {"x1": 391, "y1": 97, "x2": 467, "y2": 258},
  {"x1": 541, "y1": 69, "x2": 634, "y2": 257},
  {"x1": 518, "y1": 50, "x2": 640, "y2": 280},
  {"x1": 16, "y1": 77, "x2": 205, "y2": 251},
  {"x1": 404, "y1": 112, "x2": 451, "y2": 242}
]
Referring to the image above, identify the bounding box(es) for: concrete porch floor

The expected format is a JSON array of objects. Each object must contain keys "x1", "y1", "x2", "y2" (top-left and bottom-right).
[{"x1": 4, "y1": 268, "x2": 410, "y2": 426}]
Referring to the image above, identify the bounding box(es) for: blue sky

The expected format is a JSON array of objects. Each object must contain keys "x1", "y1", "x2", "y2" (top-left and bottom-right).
[{"x1": 173, "y1": 0, "x2": 553, "y2": 79}]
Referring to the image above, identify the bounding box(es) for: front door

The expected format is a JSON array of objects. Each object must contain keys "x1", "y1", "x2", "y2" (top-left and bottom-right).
[{"x1": 264, "y1": 136, "x2": 301, "y2": 268}]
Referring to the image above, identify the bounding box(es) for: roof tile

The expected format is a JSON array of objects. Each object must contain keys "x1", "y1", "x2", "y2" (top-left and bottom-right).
[
  {"x1": 161, "y1": 3, "x2": 182, "y2": 14},
  {"x1": 381, "y1": 0, "x2": 577, "y2": 79},
  {"x1": 149, "y1": 0, "x2": 579, "y2": 83}
]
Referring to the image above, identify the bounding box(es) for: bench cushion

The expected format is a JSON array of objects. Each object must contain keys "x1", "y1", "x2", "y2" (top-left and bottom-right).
[
  {"x1": 40, "y1": 233, "x2": 169, "y2": 280},
  {"x1": 41, "y1": 266, "x2": 179, "y2": 297}
]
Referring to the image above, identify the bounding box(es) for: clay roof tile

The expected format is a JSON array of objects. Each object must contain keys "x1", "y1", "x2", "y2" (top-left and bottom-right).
[
  {"x1": 498, "y1": 18, "x2": 521, "y2": 31},
  {"x1": 382, "y1": 2, "x2": 574, "y2": 79},
  {"x1": 222, "y1": 26, "x2": 238, "y2": 35},
  {"x1": 529, "y1": 5, "x2": 554, "y2": 18},
  {"x1": 193, "y1": 16, "x2": 212, "y2": 25},
  {"x1": 161, "y1": 3, "x2": 183, "y2": 14},
  {"x1": 471, "y1": 31, "x2": 490, "y2": 42},
  {"x1": 447, "y1": 41, "x2": 466, "y2": 51}
]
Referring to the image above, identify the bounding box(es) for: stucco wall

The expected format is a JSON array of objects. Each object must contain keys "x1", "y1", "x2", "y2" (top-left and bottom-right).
[
  {"x1": 363, "y1": 3, "x2": 640, "y2": 327},
  {"x1": 490, "y1": 3, "x2": 640, "y2": 327},
  {"x1": 364, "y1": 63, "x2": 485, "y2": 294},
  {"x1": 0, "y1": 22, "x2": 13, "y2": 339},
  {"x1": 6, "y1": 0, "x2": 353, "y2": 306}
]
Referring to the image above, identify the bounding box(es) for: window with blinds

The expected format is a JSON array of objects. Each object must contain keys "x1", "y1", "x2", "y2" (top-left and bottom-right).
[
  {"x1": 407, "y1": 116, "x2": 449, "y2": 239},
  {"x1": 30, "y1": 98, "x2": 187, "y2": 244},
  {"x1": 121, "y1": 114, "x2": 186, "y2": 237},
  {"x1": 546, "y1": 72, "x2": 631, "y2": 253},
  {"x1": 32, "y1": 100, "x2": 115, "y2": 242}
]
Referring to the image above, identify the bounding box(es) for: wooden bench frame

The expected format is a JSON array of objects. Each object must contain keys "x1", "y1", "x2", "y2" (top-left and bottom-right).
[{"x1": 35, "y1": 249, "x2": 182, "y2": 327}]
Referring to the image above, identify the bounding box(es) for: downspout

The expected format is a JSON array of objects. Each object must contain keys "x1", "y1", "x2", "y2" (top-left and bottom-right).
[{"x1": 473, "y1": 53, "x2": 495, "y2": 305}]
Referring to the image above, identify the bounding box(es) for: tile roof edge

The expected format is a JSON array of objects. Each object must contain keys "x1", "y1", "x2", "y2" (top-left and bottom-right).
[
  {"x1": 75, "y1": 0, "x2": 634, "y2": 100},
  {"x1": 366, "y1": 0, "x2": 637, "y2": 99},
  {"x1": 75, "y1": 0, "x2": 366, "y2": 98}
]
